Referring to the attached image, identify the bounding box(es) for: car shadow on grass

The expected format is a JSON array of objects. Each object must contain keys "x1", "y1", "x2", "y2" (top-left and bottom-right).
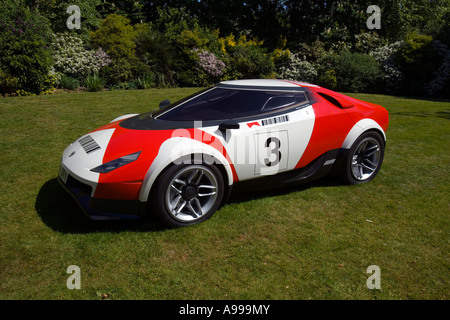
[
  {"x1": 35, "y1": 178, "x2": 166, "y2": 234},
  {"x1": 36, "y1": 177, "x2": 345, "y2": 234},
  {"x1": 227, "y1": 177, "x2": 344, "y2": 205}
]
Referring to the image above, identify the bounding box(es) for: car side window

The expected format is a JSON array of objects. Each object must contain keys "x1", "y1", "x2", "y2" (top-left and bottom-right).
[
  {"x1": 157, "y1": 88, "x2": 308, "y2": 121},
  {"x1": 261, "y1": 95, "x2": 305, "y2": 112}
]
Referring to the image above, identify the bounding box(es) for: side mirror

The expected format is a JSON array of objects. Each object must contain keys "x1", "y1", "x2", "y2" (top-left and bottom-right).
[
  {"x1": 218, "y1": 120, "x2": 240, "y2": 132},
  {"x1": 159, "y1": 99, "x2": 171, "y2": 109}
]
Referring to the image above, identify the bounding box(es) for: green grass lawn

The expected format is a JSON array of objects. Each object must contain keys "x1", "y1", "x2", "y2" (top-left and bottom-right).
[{"x1": 0, "y1": 89, "x2": 448, "y2": 300}]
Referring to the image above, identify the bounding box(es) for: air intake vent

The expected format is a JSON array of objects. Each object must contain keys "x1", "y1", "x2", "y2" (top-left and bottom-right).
[{"x1": 78, "y1": 135, "x2": 101, "y2": 154}]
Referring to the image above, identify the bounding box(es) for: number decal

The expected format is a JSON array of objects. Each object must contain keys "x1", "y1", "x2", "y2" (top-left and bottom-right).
[
  {"x1": 254, "y1": 130, "x2": 289, "y2": 175},
  {"x1": 264, "y1": 137, "x2": 281, "y2": 167}
]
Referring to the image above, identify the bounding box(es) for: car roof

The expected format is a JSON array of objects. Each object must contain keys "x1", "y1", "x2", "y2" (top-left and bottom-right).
[{"x1": 217, "y1": 79, "x2": 319, "y2": 91}]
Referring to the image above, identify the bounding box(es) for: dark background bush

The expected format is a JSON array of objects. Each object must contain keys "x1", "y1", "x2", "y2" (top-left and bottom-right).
[
  {"x1": 330, "y1": 53, "x2": 383, "y2": 93},
  {"x1": 1, "y1": 1, "x2": 449, "y2": 97},
  {"x1": 0, "y1": 0, "x2": 53, "y2": 95}
]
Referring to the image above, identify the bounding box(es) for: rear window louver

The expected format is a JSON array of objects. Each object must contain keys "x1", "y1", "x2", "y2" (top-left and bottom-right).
[{"x1": 78, "y1": 135, "x2": 101, "y2": 154}]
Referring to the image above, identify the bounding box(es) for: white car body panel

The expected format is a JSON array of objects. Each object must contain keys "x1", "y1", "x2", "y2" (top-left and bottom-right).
[
  {"x1": 60, "y1": 128, "x2": 115, "y2": 195},
  {"x1": 341, "y1": 118, "x2": 386, "y2": 149},
  {"x1": 139, "y1": 136, "x2": 235, "y2": 202}
]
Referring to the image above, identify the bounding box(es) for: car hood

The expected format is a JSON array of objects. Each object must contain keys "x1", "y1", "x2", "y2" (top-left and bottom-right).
[
  {"x1": 91, "y1": 119, "x2": 176, "y2": 168},
  {"x1": 119, "y1": 112, "x2": 201, "y2": 130}
]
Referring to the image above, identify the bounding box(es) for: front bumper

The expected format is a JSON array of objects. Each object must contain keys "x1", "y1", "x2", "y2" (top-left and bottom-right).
[{"x1": 58, "y1": 165, "x2": 145, "y2": 220}]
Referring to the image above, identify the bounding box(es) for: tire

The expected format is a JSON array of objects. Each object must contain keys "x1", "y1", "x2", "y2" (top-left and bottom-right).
[
  {"x1": 151, "y1": 163, "x2": 225, "y2": 227},
  {"x1": 340, "y1": 131, "x2": 385, "y2": 185}
]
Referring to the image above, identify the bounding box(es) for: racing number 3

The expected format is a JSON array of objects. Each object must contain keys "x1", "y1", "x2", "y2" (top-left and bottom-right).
[
  {"x1": 255, "y1": 131, "x2": 289, "y2": 175},
  {"x1": 264, "y1": 137, "x2": 281, "y2": 167}
]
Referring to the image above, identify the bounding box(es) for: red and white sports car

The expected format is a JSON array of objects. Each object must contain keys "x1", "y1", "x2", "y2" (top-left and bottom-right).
[{"x1": 58, "y1": 79, "x2": 388, "y2": 227}]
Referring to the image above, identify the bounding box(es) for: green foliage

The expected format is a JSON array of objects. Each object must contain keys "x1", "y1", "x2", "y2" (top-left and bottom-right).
[
  {"x1": 90, "y1": 14, "x2": 143, "y2": 84},
  {"x1": 150, "y1": 7, "x2": 200, "y2": 45},
  {"x1": 397, "y1": 0, "x2": 450, "y2": 36},
  {"x1": 85, "y1": 73, "x2": 104, "y2": 92},
  {"x1": 134, "y1": 26, "x2": 179, "y2": 87},
  {"x1": 221, "y1": 35, "x2": 275, "y2": 80},
  {"x1": 317, "y1": 69, "x2": 338, "y2": 90},
  {"x1": 353, "y1": 32, "x2": 386, "y2": 54},
  {"x1": 134, "y1": 74, "x2": 154, "y2": 89},
  {"x1": 328, "y1": 52, "x2": 382, "y2": 93},
  {"x1": 59, "y1": 74, "x2": 80, "y2": 90},
  {"x1": 296, "y1": 40, "x2": 327, "y2": 63},
  {"x1": 2, "y1": 2, "x2": 448, "y2": 96},
  {"x1": 398, "y1": 32, "x2": 434, "y2": 64},
  {"x1": 97, "y1": 0, "x2": 145, "y2": 24},
  {"x1": 0, "y1": 68, "x2": 20, "y2": 96},
  {"x1": 396, "y1": 32, "x2": 441, "y2": 95},
  {"x1": 26, "y1": 0, "x2": 101, "y2": 39},
  {"x1": 0, "y1": 1, "x2": 53, "y2": 95},
  {"x1": 90, "y1": 14, "x2": 136, "y2": 60},
  {"x1": 370, "y1": 41, "x2": 405, "y2": 94},
  {"x1": 145, "y1": 8, "x2": 224, "y2": 87}
]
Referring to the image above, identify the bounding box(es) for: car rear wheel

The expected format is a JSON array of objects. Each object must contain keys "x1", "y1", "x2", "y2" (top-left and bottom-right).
[
  {"x1": 151, "y1": 163, "x2": 224, "y2": 227},
  {"x1": 340, "y1": 131, "x2": 385, "y2": 185}
]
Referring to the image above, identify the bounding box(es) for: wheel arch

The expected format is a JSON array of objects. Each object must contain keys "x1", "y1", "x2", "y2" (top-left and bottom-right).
[
  {"x1": 139, "y1": 137, "x2": 234, "y2": 203},
  {"x1": 341, "y1": 119, "x2": 386, "y2": 150}
]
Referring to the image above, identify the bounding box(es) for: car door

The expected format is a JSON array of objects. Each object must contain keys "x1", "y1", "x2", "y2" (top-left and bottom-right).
[{"x1": 205, "y1": 101, "x2": 316, "y2": 182}]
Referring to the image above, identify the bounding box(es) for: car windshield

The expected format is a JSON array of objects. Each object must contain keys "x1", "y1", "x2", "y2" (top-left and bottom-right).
[{"x1": 154, "y1": 87, "x2": 308, "y2": 121}]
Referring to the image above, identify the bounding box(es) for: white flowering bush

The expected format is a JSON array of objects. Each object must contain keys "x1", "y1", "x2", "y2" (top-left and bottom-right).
[
  {"x1": 425, "y1": 41, "x2": 450, "y2": 96},
  {"x1": 51, "y1": 33, "x2": 111, "y2": 81},
  {"x1": 276, "y1": 53, "x2": 318, "y2": 83},
  {"x1": 370, "y1": 41, "x2": 404, "y2": 93}
]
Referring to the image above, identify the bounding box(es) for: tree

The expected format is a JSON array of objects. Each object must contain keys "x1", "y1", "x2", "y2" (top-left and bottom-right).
[
  {"x1": 97, "y1": 0, "x2": 145, "y2": 24},
  {"x1": 26, "y1": 0, "x2": 101, "y2": 35},
  {"x1": 90, "y1": 13, "x2": 144, "y2": 84}
]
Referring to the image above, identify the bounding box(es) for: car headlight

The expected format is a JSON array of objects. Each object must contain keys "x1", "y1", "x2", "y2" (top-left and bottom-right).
[{"x1": 90, "y1": 151, "x2": 141, "y2": 173}]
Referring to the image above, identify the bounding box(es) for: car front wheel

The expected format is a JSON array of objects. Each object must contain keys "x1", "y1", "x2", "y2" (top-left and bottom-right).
[
  {"x1": 340, "y1": 131, "x2": 385, "y2": 185},
  {"x1": 152, "y1": 163, "x2": 224, "y2": 227}
]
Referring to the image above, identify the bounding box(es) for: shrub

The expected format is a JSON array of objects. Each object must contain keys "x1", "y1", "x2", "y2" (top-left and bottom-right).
[
  {"x1": 90, "y1": 14, "x2": 140, "y2": 84},
  {"x1": 296, "y1": 40, "x2": 327, "y2": 63},
  {"x1": 329, "y1": 52, "x2": 382, "y2": 93},
  {"x1": 192, "y1": 48, "x2": 226, "y2": 78},
  {"x1": 28, "y1": 0, "x2": 101, "y2": 36},
  {"x1": 135, "y1": 74, "x2": 154, "y2": 89},
  {"x1": 272, "y1": 47, "x2": 291, "y2": 68},
  {"x1": 276, "y1": 53, "x2": 318, "y2": 83},
  {"x1": 222, "y1": 34, "x2": 275, "y2": 80},
  {"x1": 52, "y1": 33, "x2": 111, "y2": 81},
  {"x1": 0, "y1": 1, "x2": 53, "y2": 95},
  {"x1": 90, "y1": 14, "x2": 136, "y2": 60},
  {"x1": 317, "y1": 69, "x2": 337, "y2": 90},
  {"x1": 134, "y1": 26, "x2": 178, "y2": 87},
  {"x1": 425, "y1": 40, "x2": 450, "y2": 97},
  {"x1": 0, "y1": 68, "x2": 19, "y2": 96},
  {"x1": 85, "y1": 73, "x2": 104, "y2": 92},
  {"x1": 99, "y1": 58, "x2": 135, "y2": 85},
  {"x1": 370, "y1": 41, "x2": 404, "y2": 93},
  {"x1": 59, "y1": 75, "x2": 80, "y2": 90},
  {"x1": 396, "y1": 32, "x2": 441, "y2": 95},
  {"x1": 353, "y1": 32, "x2": 386, "y2": 54},
  {"x1": 150, "y1": 7, "x2": 200, "y2": 45}
]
